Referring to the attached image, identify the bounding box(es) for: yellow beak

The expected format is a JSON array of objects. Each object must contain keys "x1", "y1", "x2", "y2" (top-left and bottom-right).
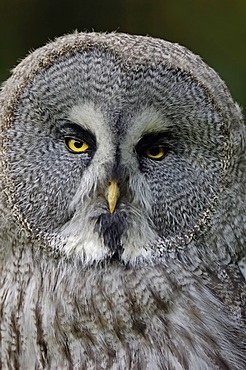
[{"x1": 106, "y1": 181, "x2": 120, "y2": 214}]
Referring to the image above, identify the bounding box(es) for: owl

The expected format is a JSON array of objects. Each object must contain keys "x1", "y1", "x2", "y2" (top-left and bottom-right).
[{"x1": 0, "y1": 32, "x2": 245, "y2": 370}]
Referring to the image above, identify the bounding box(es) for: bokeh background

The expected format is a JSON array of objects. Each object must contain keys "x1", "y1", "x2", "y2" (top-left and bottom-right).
[{"x1": 0, "y1": 0, "x2": 245, "y2": 114}]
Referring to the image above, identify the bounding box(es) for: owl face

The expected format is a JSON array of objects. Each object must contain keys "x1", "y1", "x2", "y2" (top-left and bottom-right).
[{"x1": 4, "y1": 36, "x2": 226, "y2": 265}]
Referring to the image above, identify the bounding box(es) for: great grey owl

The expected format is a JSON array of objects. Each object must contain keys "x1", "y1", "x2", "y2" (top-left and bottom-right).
[{"x1": 0, "y1": 32, "x2": 245, "y2": 370}]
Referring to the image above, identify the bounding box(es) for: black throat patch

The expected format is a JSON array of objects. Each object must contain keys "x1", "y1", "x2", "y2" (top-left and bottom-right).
[{"x1": 94, "y1": 211, "x2": 128, "y2": 256}]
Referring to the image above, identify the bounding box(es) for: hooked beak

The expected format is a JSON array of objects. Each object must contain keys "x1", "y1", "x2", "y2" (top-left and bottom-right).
[{"x1": 106, "y1": 181, "x2": 120, "y2": 214}]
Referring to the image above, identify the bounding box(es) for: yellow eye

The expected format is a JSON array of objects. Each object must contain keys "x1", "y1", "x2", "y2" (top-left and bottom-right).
[
  {"x1": 65, "y1": 137, "x2": 89, "y2": 153},
  {"x1": 145, "y1": 146, "x2": 165, "y2": 160}
]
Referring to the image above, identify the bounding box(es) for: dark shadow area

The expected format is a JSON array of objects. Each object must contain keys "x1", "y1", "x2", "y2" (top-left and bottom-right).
[{"x1": 0, "y1": 0, "x2": 245, "y2": 112}]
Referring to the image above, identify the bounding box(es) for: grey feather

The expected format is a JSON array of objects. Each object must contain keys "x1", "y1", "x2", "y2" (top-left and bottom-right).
[{"x1": 0, "y1": 32, "x2": 245, "y2": 369}]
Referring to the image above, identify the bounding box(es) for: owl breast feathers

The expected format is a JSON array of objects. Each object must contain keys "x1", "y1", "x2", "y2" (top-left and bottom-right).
[{"x1": 0, "y1": 32, "x2": 245, "y2": 369}]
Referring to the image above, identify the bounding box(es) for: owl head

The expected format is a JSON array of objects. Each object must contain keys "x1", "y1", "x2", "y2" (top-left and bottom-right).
[{"x1": 0, "y1": 32, "x2": 245, "y2": 266}]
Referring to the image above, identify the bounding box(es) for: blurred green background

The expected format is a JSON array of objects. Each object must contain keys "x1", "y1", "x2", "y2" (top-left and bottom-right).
[{"x1": 0, "y1": 0, "x2": 245, "y2": 114}]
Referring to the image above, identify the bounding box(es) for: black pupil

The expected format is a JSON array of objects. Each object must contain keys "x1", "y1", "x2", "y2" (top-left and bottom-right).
[
  {"x1": 149, "y1": 146, "x2": 161, "y2": 156},
  {"x1": 74, "y1": 140, "x2": 83, "y2": 148}
]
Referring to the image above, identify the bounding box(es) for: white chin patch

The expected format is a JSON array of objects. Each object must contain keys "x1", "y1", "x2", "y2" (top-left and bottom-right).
[
  {"x1": 52, "y1": 214, "x2": 157, "y2": 266},
  {"x1": 54, "y1": 220, "x2": 108, "y2": 265}
]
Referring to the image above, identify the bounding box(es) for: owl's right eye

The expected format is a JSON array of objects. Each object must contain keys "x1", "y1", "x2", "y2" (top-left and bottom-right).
[{"x1": 64, "y1": 137, "x2": 90, "y2": 153}]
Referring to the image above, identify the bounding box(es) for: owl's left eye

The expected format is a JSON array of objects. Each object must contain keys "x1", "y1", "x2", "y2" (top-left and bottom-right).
[
  {"x1": 64, "y1": 137, "x2": 89, "y2": 153},
  {"x1": 145, "y1": 146, "x2": 165, "y2": 160},
  {"x1": 135, "y1": 133, "x2": 170, "y2": 162}
]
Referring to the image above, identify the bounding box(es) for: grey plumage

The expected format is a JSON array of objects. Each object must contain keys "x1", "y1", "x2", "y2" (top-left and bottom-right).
[{"x1": 0, "y1": 32, "x2": 245, "y2": 369}]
